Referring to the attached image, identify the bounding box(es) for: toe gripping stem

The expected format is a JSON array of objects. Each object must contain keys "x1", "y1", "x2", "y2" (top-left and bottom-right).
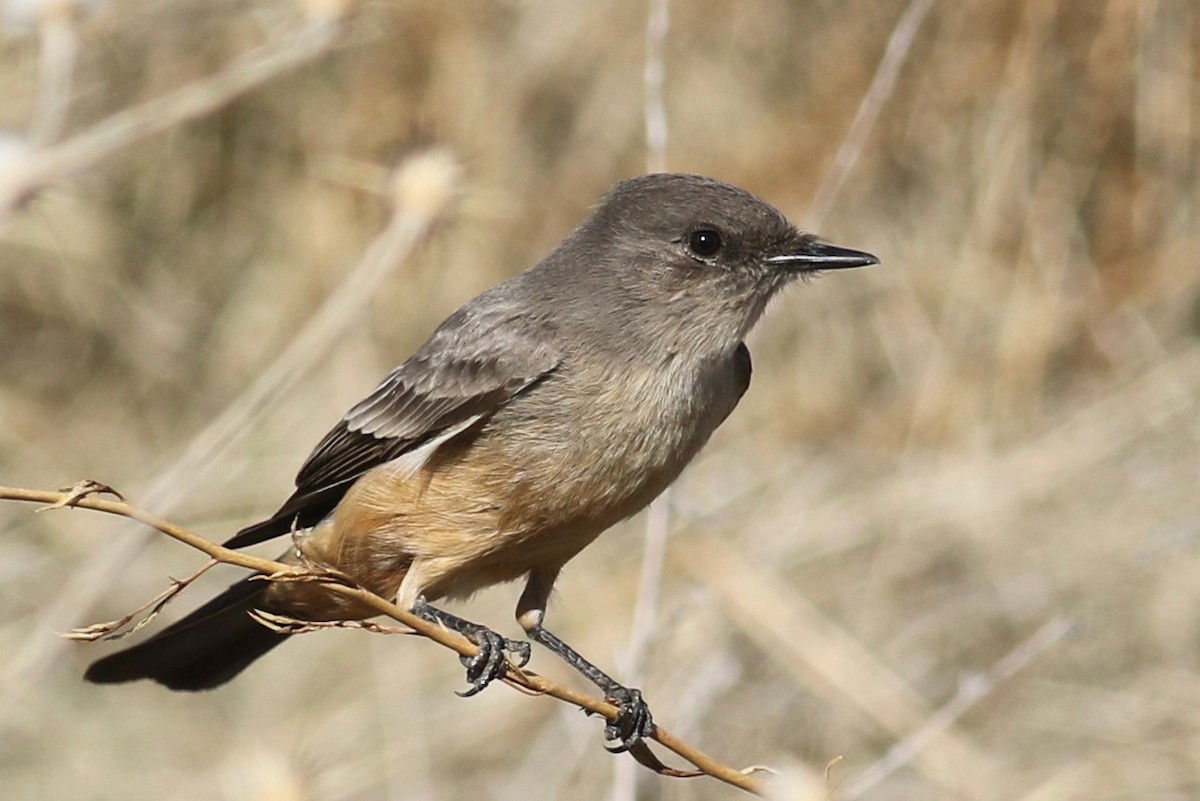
[
  {"x1": 413, "y1": 598, "x2": 531, "y2": 697},
  {"x1": 525, "y1": 624, "x2": 654, "y2": 752}
]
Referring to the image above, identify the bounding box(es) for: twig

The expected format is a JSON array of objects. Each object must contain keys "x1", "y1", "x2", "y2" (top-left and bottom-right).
[
  {"x1": 0, "y1": 484, "x2": 768, "y2": 796},
  {"x1": 4, "y1": 14, "x2": 361, "y2": 680},
  {"x1": 62, "y1": 558, "x2": 218, "y2": 642},
  {"x1": 841, "y1": 617, "x2": 1073, "y2": 798},
  {"x1": 248, "y1": 609, "x2": 413, "y2": 636},
  {"x1": 0, "y1": 7, "x2": 342, "y2": 221},
  {"x1": 623, "y1": 495, "x2": 672, "y2": 682},
  {"x1": 805, "y1": 0, "x2": 937, "y2": 229},
  {"x1": 6, "y1": 148, "x2": 459, "y2": 688},
  {"x1": 642, "y1": 0, "x2": 670, "y2": 175},
  {"x1": 675, "y1": 534, "x2": 998, "y2": 797},
  {"x1": 30, "y1": 1, "x2": 79, "y2": 146},
  {"x1": 614, "y1": 4, "x2": 673, "y2": 796}
]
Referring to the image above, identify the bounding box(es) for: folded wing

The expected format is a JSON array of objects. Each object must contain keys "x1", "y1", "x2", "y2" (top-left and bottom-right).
[{"x1": 225, "y1": 303, "x2": 560, "y2": 549}]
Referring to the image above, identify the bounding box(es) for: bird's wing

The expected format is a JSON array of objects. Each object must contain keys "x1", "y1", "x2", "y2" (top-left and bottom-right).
[{"x1": 225, "y1": 304, "x2": 560, "y2": 548}]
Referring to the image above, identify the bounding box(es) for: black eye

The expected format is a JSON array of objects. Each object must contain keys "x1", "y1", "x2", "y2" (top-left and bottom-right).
[{"x1": 687, "y1": 228, "x2": 723, "y2": 258}]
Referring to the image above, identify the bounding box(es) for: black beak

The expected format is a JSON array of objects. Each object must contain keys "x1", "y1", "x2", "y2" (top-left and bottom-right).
[{"x1": 767, "y1": 239, "x2": 879, "y2": 272}]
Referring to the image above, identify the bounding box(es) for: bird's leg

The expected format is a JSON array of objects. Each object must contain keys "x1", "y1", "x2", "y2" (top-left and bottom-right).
[
  {"x1": 526, "y1": 624, "x2": 654, "y2": 752},
  {"x1": 412, "y1": 597, "x2": 531, "y2": 697},
  {"x1": 517, "y1": 567, "x2": 653, "y2": 752}
]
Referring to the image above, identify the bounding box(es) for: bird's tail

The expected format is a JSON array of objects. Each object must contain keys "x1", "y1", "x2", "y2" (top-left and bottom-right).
[{"x1": 84, "y1": 577, "x2": 285, "y2": 691}]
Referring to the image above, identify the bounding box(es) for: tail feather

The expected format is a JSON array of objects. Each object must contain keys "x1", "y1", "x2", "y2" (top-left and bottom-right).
[{"x1": 84, "y1": 578, "x2": 286, "y2": 691}]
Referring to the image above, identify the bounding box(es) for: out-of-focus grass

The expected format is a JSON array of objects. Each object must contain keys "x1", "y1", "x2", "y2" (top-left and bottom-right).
[{"x1": 1, "y1": 1, "x2": 1198, "y2": 799}]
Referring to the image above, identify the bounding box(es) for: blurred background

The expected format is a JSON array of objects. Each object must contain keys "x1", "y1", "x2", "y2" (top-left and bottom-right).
[{"x1": 1, "y1": 0, "x2": 1198, "y2": 799}]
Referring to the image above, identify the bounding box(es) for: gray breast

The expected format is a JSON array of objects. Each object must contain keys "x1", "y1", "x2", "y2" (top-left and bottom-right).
[{"x1": 492, "y1": 343, "x2": 747, "y2": 511}]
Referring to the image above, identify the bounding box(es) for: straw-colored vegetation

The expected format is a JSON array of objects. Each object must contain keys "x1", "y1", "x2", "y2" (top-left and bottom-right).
[{"x1": 1, "y1": 1, "x2": 1197, "y2": 799}]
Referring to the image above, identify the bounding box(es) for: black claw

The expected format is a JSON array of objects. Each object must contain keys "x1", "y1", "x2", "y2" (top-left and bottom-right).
[
  {"x1": 602, "y1": 686, "x2": 654, "y2": 753},
  {"x1": 413, "y1": 599, "x2": 529, "y2": 698},
  {"x1": 453, "y1": 627, "x2": 528, "y2": 697},
  {"x1": 505, "y1": 637, "x2": 532, "y2": 668},
  {"x1": 522, "y1": 623, "x2": 655, "y2": 752}
]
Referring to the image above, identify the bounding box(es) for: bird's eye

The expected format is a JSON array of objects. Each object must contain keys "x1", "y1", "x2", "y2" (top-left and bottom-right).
[{"x1": 687, "y1": 228, "x2": 723, "y2": 258}]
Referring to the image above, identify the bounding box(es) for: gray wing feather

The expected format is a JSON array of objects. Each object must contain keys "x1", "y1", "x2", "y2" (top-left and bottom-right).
[{"x1": 224, "y1": 300, "x2": 560, "y2": 549}]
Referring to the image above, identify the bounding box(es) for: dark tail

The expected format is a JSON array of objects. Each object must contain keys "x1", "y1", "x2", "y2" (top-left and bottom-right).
[{"x1": 84, "y1": 578, "x2": 286, "y2": 691}]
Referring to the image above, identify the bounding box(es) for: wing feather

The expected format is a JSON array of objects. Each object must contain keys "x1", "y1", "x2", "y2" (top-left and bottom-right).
[{"x1": 224, "y1": 302, "x2": 559, "y2": 549}]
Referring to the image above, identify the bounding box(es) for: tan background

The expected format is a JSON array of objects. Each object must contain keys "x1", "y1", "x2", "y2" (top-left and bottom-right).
[{"x1": 2, "y1": 1, "x2": 1199, "y2": 799}]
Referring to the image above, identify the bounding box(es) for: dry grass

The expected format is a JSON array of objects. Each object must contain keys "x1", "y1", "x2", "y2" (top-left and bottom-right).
[{"x1": 2, "y1": 1, "x2": 1198, "y2": 799}]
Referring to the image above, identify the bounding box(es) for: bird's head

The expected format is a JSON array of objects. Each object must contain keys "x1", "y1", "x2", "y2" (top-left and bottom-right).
[{"x1": 538, "y1": 173, "x2": 878, "y2": 354}]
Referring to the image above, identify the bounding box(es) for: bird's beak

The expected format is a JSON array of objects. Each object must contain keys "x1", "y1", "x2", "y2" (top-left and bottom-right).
[{"x1": 767, "y1": 238, "x2": 879, "y2": 272}]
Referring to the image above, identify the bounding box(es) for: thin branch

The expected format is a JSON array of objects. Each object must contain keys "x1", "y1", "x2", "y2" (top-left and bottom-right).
[
  {"x1": 6, "y1": 148, "x2": 459, "y2": 688},
  {"x1": 642, "y1": 0, "x2": 670, "y2": 175},
  {"x1": 805, "y1": 0, "x2": 937, "y2": 229},
  {"x1": 623, "y1": 496, "x2": 672, "y2": 683},
  {"x1": 248, "y1": 609, "x2": 413, "y2": 636},
  {"x1": 62, "y1": 558, "x2": 219, "y2": 642},
  {"x1": 30, "y1": 1, "x2": 79, "y2": 146},
  {"x1": 615, "y1": 5, "x2": 672, "y2": 796},
  {"x1": 0, "y1": 7, "x2": 342, "y2": 222},
  {"x1": 0, "y1": 484, "x2": 768, "y2": 797},
  {"x1": 842, "y1": 617, "x2": 1073, "y2": 798},
  {"x1": 675, "y1": 534, "x2": 999, "y2": 796}
]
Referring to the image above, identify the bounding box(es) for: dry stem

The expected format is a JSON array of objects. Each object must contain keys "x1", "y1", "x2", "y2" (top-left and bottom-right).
[
  {"x1": 0, "y1": 11, "x2": 340, "y2": 222},
  {"x1": 0, "y1": 483, "x2": 767, "y2": 796}
]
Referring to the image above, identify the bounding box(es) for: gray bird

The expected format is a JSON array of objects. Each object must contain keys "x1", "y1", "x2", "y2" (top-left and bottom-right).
[{"x1": 85, "y1": 173, "x2": 878, "y2": 751}]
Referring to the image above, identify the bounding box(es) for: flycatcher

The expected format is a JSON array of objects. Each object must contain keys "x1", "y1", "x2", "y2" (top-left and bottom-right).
[{"x1": 85, "y1": 173, "x2": 878, "y2": 750}]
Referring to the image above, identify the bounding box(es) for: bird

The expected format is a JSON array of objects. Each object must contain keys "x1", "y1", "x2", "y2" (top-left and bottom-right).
[{"x1": 84, "y1": 173, "x2": 878, "y2": 750}]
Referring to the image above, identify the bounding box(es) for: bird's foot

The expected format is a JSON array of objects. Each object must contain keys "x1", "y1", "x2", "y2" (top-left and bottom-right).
[
  {"x1": 412, "y1": 599, "x2": 531, "y2": 697},
  {"x1": 602, "y1": 685, "x2": 654, "y2": 752},
  {"x1": 455, "y1": 625, "x2": 531, "y2": 697}
]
